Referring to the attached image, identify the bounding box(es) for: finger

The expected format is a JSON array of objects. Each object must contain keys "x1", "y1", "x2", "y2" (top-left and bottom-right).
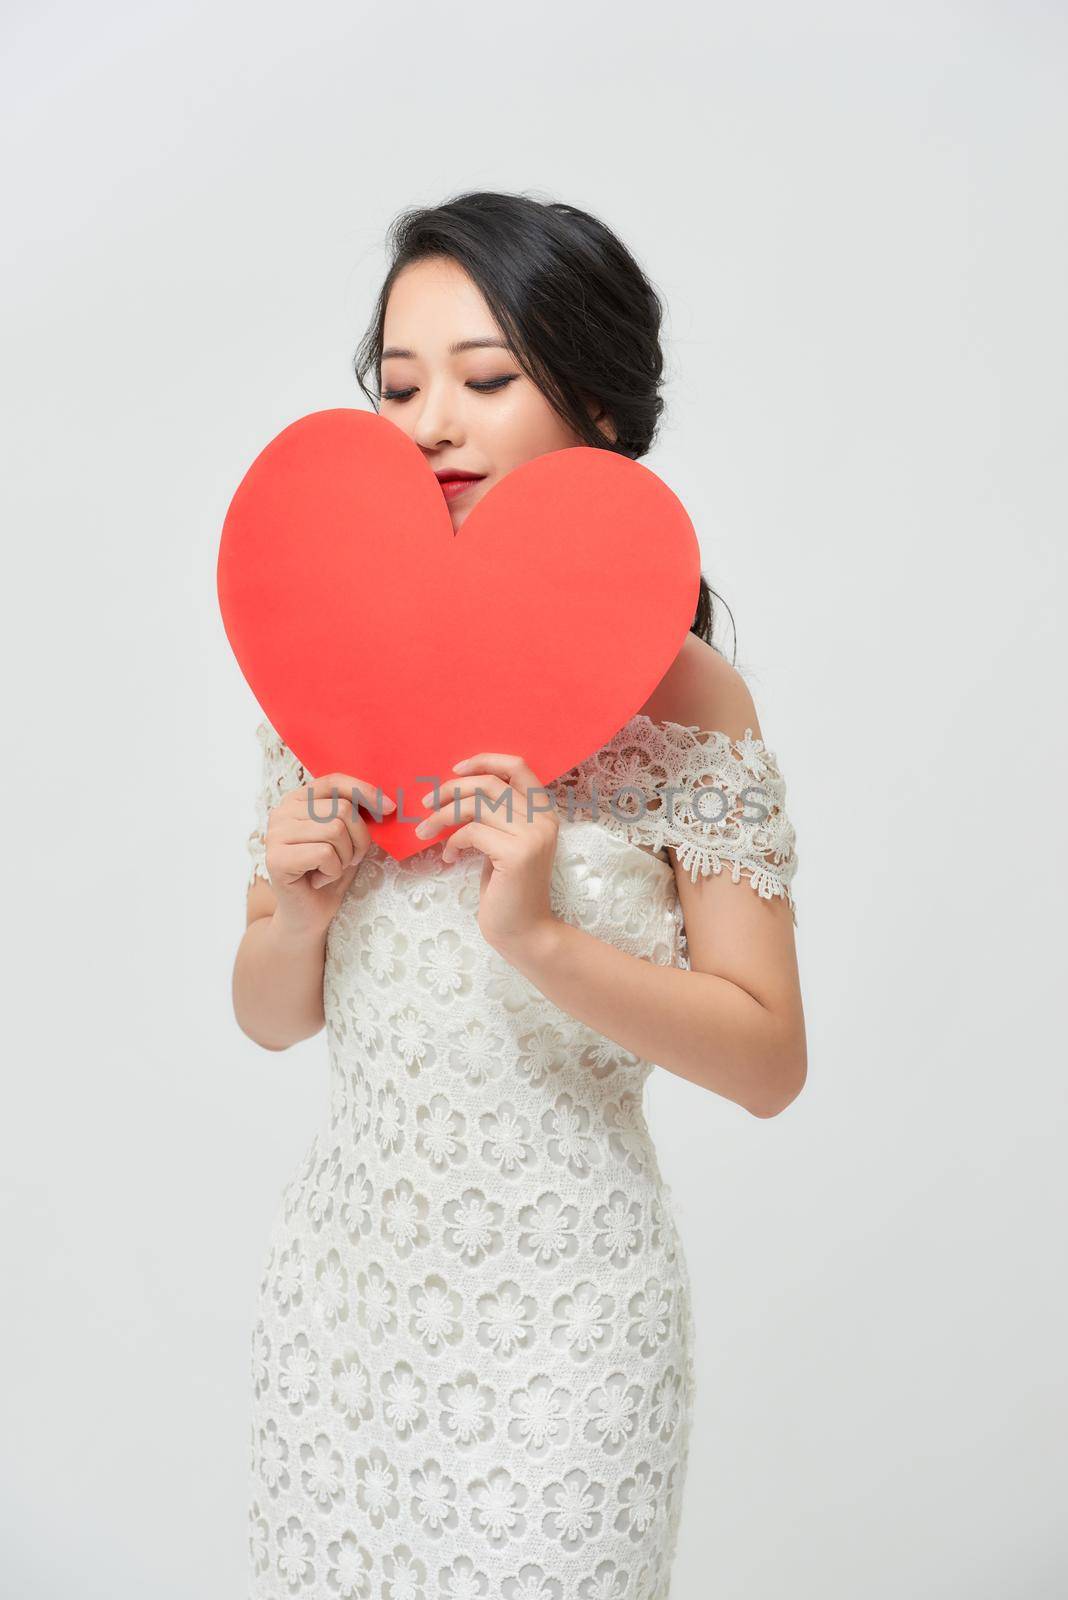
[
  {"x1": 418, "y1": 774, "x2": 507, "y2": 809},
  {"x1": 271, "y1": 839, "x2": 356, "y2": 887},
  {"x1": 417, "y1": 775, "x2": 509, "y2": 829},
  {"x1": 281, "y1": 786, "x2": 357, "y2": 818},
  {"x1": 450, "y1": 753, "x2": 550, "y2": 800},
  {"x1": 282, "y1": 785, "x2": 387, "y2": 859},
  {"x1": 307, "y1": 856, "x2": 361, "y2": 889},
  {"x1": 416, "y1": 790, "x2": 524, "y2": 841},
  {"x1": 436, "y1": 766, "x2": 557, "y2": 830},
  {"x1": 440, "y1": 820, "x2": 520, "y2": 866},
  {"x1": 277, "y1": 794, "x2": 373, "y2": 864},
  {"x1": 415, "y1": 771, "x2": 502, "y2": 806},
  {"x1": 280, "y1": 813, "x2": 364, "y2": 869},
  {"x1": 302, "y1": 773, "x2": 396, "y2": 813}
]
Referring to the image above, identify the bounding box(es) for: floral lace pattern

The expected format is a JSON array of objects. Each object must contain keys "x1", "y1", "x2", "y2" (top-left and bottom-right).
[
  {"x1": 247, "y1": 712, "x2": 798, "y2": 923},
  {"x1": 549, "y1": 713, "x2": 798, "y2": 919},
  {"x1": 243, "y1": 713, "x2": 798, "y2": 1598}
]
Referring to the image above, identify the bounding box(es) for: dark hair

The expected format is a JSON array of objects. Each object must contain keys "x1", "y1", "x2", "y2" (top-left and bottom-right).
[{"x1": 353, "y1": 189, "x2": 735, "y2": 659}]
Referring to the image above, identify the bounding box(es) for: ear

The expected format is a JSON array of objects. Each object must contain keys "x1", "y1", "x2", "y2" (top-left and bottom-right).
[{"x1": 583, "y1": 394, "x2": 618, "y2": 445}]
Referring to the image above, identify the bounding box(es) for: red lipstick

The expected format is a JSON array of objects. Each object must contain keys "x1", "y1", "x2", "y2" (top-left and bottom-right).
[{"x1": 434, "y1": 469, "x2": 486, "y2": 503}]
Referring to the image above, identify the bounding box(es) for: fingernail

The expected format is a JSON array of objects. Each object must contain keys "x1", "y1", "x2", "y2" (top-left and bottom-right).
[{"x1": 452, "y1": 758, "x2": 469, "y2": 771}]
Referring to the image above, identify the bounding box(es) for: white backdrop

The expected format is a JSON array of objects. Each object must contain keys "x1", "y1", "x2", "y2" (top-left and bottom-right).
[{"x1": 3, "y1": 3, "x2": 1066, "y2": 1595}]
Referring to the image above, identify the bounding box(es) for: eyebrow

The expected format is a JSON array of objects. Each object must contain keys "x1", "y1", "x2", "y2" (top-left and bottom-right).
[{"x1": 380, "y1": 336, "x2": 512, "y2": 361}]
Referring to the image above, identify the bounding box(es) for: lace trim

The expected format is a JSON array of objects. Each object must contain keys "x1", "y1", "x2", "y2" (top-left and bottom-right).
[
  {"x1": 246, "y1": 720, "x2": 308, "y2": 888},
  {"x1": 548, "y1": 713, "x2": 798, "y2": 924},
  {"x1": 246, "y1": 713, "x2": 799, "y2": 923}
]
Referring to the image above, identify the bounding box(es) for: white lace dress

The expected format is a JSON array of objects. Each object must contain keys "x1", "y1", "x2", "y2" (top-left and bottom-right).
[{"x1": 245, "y1": 713, "x2": 798, "y2": 1600}]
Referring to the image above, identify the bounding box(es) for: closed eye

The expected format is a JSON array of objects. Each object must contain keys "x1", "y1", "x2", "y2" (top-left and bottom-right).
[{"x1": 379, "y1": 376, "x2": 518, "y2": 403}]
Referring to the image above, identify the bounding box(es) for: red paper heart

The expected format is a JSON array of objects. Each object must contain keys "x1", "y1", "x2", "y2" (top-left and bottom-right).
[{"x1": 217, "y1": 409, "x2": 700, "y2": 860}]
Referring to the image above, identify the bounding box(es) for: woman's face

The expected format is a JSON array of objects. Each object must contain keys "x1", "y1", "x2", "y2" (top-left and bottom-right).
[{"x1": 378, "y1": 256, "x2": 614, "y2": 530}]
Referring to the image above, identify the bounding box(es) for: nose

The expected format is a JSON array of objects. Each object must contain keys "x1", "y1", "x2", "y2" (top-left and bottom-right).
[{"x1": 409, "y1": 378, "x2": 464, "y2": 452}]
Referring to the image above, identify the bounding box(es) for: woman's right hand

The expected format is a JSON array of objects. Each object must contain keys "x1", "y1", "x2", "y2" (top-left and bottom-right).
[{"x1": 265, "y1": 772, "x2": 396, "y2": 939}]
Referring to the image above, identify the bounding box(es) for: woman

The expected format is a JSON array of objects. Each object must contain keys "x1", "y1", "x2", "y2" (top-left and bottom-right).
[{"x1": 234, "y1": 191, "x2": 805, "y2": 1599}]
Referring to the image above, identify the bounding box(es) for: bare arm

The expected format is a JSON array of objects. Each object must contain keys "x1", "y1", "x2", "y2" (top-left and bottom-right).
[
  {"x1": 232, "y1": 764, "x2": 396, "y2": 1051},
  {"x1": 232, "y1": 878, "x2": 330, "y2": 1051},
  {"x1": 483, "y1": 638, "x2": 806, "y2": 1116},
  {"x1": 501, "y1": 897, "x2": 804, "y2": 1117}
]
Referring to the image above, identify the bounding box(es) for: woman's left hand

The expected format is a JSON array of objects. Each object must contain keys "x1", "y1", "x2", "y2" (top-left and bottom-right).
[{"x1": 415, "y1": 751, "x2": 561, "y2": 959}]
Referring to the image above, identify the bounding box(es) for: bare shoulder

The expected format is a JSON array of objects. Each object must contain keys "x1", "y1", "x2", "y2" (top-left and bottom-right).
[{"x1": 638, "y1": 632, "x2": 762, "y2": 742}]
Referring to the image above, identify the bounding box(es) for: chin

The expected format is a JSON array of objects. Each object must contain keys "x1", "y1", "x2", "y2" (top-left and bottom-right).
[{"x1": 451, "y1": 488, "x2": 487, "y2": 532}]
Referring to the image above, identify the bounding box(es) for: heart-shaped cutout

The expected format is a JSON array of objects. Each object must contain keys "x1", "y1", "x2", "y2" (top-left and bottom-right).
[{"x1": 217, "y1": 409, "x2": 700, "y2": 859}]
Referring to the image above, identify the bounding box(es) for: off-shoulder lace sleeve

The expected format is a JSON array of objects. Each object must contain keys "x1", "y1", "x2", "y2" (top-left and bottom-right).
[
  {"x1": 550, "y1": 714, "x2": 799, "y2": 925},
  {"x1": 246, "y1": 718, "x2": 311, "y2": 888}
]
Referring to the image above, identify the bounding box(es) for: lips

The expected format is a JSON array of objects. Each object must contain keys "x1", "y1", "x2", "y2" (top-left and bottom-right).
[{"x1": 436, "y1": 472, "x2": 486, "y2": 502}]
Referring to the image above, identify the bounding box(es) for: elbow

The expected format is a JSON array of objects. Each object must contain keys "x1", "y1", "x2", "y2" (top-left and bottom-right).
[
  {"x1": 746, "y1": 1088, "x2": 801, "y2": 1119},
  {"x1": 231, "y1": 962, "x2": 321, "y2": 1052},
  {"x1": 232, "y1": 992, "x2": 315, "y2": 1052},
  {"x1": 234, "y1": 1011, "x2": 324, "y2": 1052},
  {"x1": 744, "y1": 1048, "x2": 808, "y2": 1119},
  {"x1": 234, "y1": 1013, "x2": 295, "y2": 1051}
]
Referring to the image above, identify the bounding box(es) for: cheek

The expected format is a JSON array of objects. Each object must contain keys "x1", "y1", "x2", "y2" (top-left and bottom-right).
[
  {"x1": 384, "y1": 410, "x2": 419, "y2": 443},
  {"x1": 483, "y1": 388, "x2": 579, "y2": 466}
]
